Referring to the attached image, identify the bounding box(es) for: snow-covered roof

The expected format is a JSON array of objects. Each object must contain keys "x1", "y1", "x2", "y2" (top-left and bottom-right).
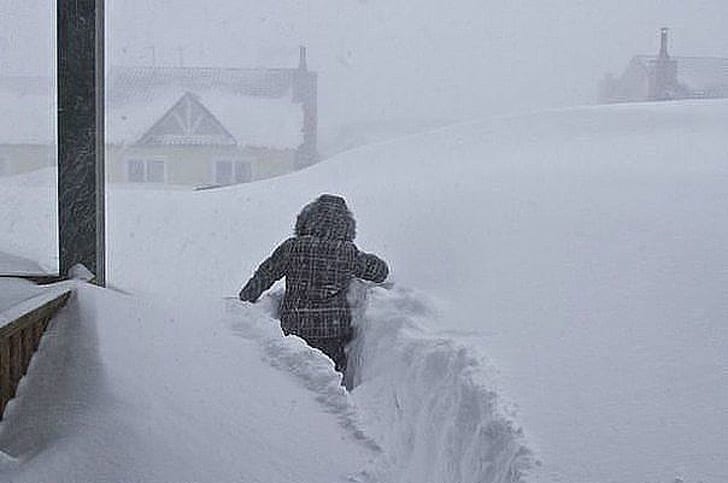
[
  {"x1": 107, "y1": 66, "x2": 297, "y2": 103},
  {"x1": 106, "y1": 65, "x2": 304, "y2": 147},
  {"x1": 108, "y1": 87, "x2": 303, "y2": 148},
  {"x1": 0, "y1": 65, "x2": 306, "y2": 147}
]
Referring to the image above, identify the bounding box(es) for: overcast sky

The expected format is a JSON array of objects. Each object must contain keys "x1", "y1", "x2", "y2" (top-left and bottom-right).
[{"x1": 2, "y1": 0, "x2": 728, "y2": 128}]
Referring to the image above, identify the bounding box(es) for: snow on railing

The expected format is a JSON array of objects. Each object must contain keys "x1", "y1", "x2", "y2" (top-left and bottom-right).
[{"x1": 0, "y1": 289, "x2": 71, "y2": 419}]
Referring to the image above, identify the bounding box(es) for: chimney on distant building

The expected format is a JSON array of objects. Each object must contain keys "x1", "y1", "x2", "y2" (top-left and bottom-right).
[
  {"x1": 292, "y1": 45, "x2": 317, "y2": 168},
  {"x1": 659, "y1": 27, "x2": 669, "y2": 59},
  {"x1": 651, "y1": 27, "x2": 679, "y2": 101},
  {"x1": 298, "y1": 46, "x2": 307, "y2": 71}
]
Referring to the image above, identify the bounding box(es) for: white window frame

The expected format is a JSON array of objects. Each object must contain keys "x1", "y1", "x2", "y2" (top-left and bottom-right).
[{"x1": 126, "y1": 157, "x2": 167, "y2": 183}]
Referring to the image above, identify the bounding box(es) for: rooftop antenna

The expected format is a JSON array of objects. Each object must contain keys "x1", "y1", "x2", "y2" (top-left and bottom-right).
[{"x1": 298, "y1": 45, "x2": 307, "y2": 71}]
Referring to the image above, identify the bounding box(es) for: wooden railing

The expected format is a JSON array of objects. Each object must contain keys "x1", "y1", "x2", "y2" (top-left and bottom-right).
[
  {"x1": 0, "y1": 274, "x2": 65, "y2": 285},
  {"x1": 0, "y1": 290, "x2": 71, "y2": 419}
]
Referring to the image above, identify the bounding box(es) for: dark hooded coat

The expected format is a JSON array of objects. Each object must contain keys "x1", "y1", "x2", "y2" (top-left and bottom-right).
[{"x1": 239, "y1": 195, "x2": 389, "y2": 339}]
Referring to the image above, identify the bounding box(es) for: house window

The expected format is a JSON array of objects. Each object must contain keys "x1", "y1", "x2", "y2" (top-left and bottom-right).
[
  {"x1": 214, "y1": 160, "x2": 251, "y2": 185},
  {"x1": 128, "y1": 160, "x2": 145, "y2": 182},
  {"x1": 0, "y1": 158, "x2": 7, "y2": 177},
  {"x1": 235, "y1": 161, "x2": 252, "y2": 183},
  {"x1": 147, "y1": 160, "x2": 166, "y2": 183},
  {"x1": 127, "y1": 158, "x2": 166, "y2": 183}
]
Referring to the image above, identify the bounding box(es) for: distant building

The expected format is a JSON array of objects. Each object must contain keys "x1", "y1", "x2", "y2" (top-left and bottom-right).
[
  {"x1": 0, "y1": 47, "x2": 318, "y2": 187},
  {"x1": 0, "y1": 76, "x2": 55, "y2": 178},
  {"x1": 599, "y1": 28, "x2": 728, "y2": 103}
]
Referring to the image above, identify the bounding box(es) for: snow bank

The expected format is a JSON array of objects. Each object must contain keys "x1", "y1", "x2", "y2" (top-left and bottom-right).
[
  {"x1": 0, "y1": 283, "x2": 376, "y2": 482},
  {"x1": 224, "y1": 293, "x2": 380, "y2": 452},
  {"x1": 346, "y1": 283, "x2": 533, "y2": 483}
]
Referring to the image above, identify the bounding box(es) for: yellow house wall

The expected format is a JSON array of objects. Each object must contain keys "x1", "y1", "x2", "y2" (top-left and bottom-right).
[
  {"x1": 0, "y1": 143, "x2": 298, "y2": 185},
  {"x1": 109, "y1": 144, "x2": 296, "y2": 187},
  {"x1": 245, "y1": 147, "x2": 296, "y2": 181}
]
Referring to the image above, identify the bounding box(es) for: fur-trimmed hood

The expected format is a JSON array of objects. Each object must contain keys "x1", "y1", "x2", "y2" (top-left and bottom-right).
[{"x1": 295, "y1": 194, "x2": 356, "y2": 241}]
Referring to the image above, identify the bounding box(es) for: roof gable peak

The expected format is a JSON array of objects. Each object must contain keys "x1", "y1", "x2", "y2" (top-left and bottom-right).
[{"x1": 137, "y1": 91, "x2": 237, "y2": 146}]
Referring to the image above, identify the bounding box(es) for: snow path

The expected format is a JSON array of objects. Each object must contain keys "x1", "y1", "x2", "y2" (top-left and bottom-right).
[
  {"x1": 225, "y1": 286, "x2": 533, "y2": 483},
  {"x1": 225, "y1": 296, "x2": 380, "y2": 453},
  {"x1": 0, "y1": 285, "x2": 375, "y2": 483}
]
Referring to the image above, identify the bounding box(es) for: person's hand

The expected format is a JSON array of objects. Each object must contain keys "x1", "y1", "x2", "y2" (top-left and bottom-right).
[{"x1": 238, "y1": 287, "x2": 255, "y2": 303}]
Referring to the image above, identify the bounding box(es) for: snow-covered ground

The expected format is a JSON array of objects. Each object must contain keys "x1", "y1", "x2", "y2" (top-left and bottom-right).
[
  {"x1": 0, "y1": 284, "x2": 376, "y2": 483},
  {"x1": 1, "y1": 100, "x2": 727, "y2": 482}
]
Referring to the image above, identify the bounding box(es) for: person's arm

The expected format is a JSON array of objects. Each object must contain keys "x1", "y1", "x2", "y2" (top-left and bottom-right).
[
  {"x1": 239, "y1": 238, "x2": 294, "y2": 302},
  {"x1": 354, "y1": 251, "x2": 389, "y2": 283}
]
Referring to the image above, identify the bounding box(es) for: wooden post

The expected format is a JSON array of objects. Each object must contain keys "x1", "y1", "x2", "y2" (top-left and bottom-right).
[{"x1": 57, "y1": 0, "x2": 106, "y2": 285}]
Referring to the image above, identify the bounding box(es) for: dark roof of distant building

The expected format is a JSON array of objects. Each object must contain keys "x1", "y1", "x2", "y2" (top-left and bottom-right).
[{"x1": 107, "y1": 65, "x2": 299, "y2": 104}]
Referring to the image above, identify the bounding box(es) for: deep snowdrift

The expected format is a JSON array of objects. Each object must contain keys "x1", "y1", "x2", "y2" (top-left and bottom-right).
[
  {"x1": 0, "y1": 285, "x2": 375, "y2": 483},
  {"x1": 102, "y1": 100, "x2": 727, "y2": 483},
  {"x1": 1, "y1": 100, "x2": 727, "y2": 482}
]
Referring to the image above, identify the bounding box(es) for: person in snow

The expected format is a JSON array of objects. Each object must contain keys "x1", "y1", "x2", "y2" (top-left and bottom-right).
[{"x1": 238, "y1": 194, "x2": 389, "y2": 379}]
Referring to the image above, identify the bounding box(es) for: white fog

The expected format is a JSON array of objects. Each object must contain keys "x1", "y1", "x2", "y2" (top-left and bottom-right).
[{"x1": 0, "y1": 1, "x2": 727, "y2": 482}]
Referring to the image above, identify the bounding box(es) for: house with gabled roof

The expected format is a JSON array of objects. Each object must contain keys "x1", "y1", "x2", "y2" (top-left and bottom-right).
[
  {"x1": 0, "y1": 47, "x2": 318, "y2": 187},
  {"x1": 599, "y1": 28, "x2": 728, "y2": 103},
  {"x1": 107, "y1": 47, "x2": 318, "y2": 187}
]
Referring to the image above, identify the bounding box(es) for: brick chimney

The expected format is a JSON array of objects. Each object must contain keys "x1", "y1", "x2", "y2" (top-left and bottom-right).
[
  {"x1": 659, "y1": 27, "x2": 669, "y2": 59},
  {"x1": 651, "y1": 27, "x2": 678, "y2": 100}
]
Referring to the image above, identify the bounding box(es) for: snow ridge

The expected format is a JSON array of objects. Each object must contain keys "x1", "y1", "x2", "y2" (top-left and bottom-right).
[
  {"x1": 348, "y1": 283, "x2": 534, "y2": 483},
  {"x1": 225, "y1": 295, "x2": 381, "y2": 453}
]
